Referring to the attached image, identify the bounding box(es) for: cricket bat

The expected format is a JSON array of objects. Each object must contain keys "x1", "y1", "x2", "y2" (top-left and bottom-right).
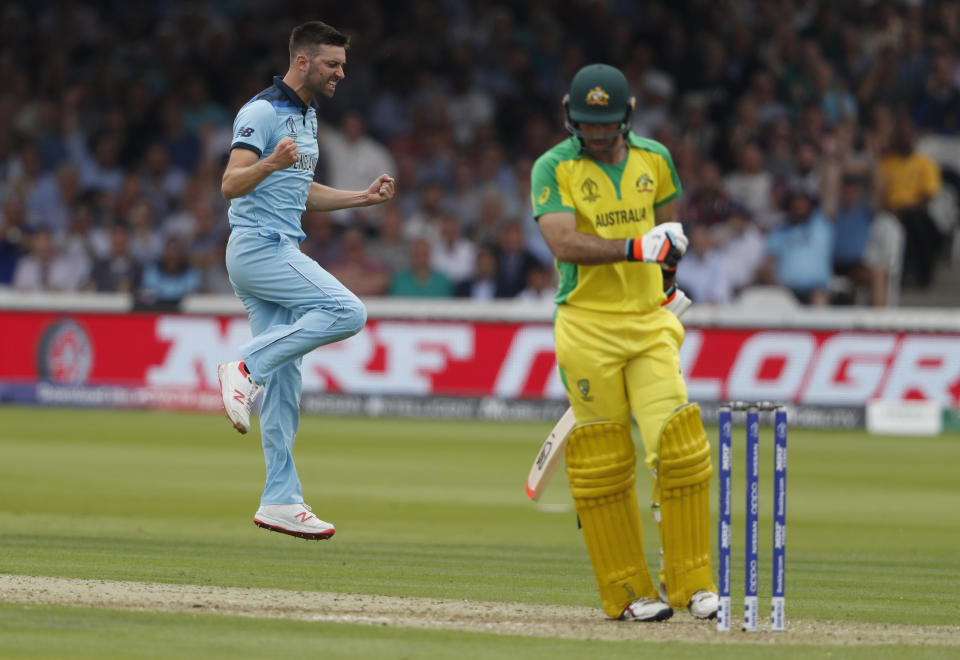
[{"x1": 524, "y1": 407, "x2": 577, "y2": 500}]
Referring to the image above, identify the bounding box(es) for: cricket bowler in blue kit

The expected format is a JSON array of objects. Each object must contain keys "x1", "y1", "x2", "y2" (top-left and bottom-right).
[{"x1": 217, "y1": 21, "x2": 395, "y2": 541}]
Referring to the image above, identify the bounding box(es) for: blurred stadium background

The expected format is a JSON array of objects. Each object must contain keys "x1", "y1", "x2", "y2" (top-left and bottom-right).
[
  {"x1": 2, "y1": 2, "x2": 960, "y2": 656},
  {"x1": 1, "y1": 0, "x2": 959, "y2": 424}
]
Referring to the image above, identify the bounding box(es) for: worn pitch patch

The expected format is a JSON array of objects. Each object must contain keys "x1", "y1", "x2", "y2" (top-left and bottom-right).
[{"x1": 1, "y1": 574, "x2": 958, "y2": 647}]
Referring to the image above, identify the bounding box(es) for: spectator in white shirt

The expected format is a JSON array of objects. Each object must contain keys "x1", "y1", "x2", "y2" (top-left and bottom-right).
[
  {"x1": 446, "y1": 66, "x2": 495, "y2": 149},
  {"x1": 676, "y1": 223, "x2": 732, "y2": 304},
  {"x1": 448, "y1": 159, "x2": 484, "y2": 229},
  {"x1": 3, "y1": 139, "x2": 43, "y2": 201},
  {"x1": 13, "y1": 228, "x2": 90, "y2": 292},
  {"x1": 716, "y1": 205, "x2": 767, "y2": 293},
  {"x1": 320, "y1": 111, "x2": 397, "y2": 224},
  {"x1": 430, "y1": 212, "x2": 476, "y2": 285},
  {"x1": 632, "y1": 71, "x2": 675, "y2": 136},
  {"x1": 724, "y1": 141, "x2": 775, "y2": 226},
  {"x1": 124, "y1": 198, "x2": 163, "y2": 266}
]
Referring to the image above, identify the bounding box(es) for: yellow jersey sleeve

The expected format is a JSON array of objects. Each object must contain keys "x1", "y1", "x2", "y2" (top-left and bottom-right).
[
  {"x1": 531, "y1": 140, "x2": 579, "y2": 218},
  {"x1": 650, "y1": 141, "x2": 682, "y2": 207}
]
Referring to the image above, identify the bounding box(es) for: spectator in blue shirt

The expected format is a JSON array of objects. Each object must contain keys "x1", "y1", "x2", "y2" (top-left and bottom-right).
[
  {"x1": 677, "y1": 223, "x2": 733, "y2": 304},
  {"x1": 138, "y1": 237, "x2": 199, "y2": 310},
  {"x1": 831, "y1": 175, "x2": 874, "y2": 269},
  {"x1": 827, "y1": 173, "x2": 905, "y2": 306},
  {"x1": 762, "y1": 187, "x2": 835, "y2": 305}
]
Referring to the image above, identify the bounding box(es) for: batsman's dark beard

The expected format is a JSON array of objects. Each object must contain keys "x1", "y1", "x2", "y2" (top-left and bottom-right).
[{"x1": 581, "y1": 138, "x2": 624, "y2": 154}]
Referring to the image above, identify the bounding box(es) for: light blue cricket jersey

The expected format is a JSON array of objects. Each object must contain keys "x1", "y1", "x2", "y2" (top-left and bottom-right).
[{"x1": 227, "y1": 76, "x2": 320, "y2": 242}]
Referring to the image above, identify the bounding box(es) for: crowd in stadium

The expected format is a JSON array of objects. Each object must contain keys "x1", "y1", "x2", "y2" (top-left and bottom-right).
[{"x1": 0, "y1": 1, "x2": 958, "y2": 308}]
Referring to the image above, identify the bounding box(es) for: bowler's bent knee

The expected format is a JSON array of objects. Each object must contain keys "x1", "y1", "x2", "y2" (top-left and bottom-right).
[
  {"x1": 296, "y1": 291, "x2": 366, "y2": 350},
  {"x1": 338, "y1": 295, "x2": 367, "y2": 337}
]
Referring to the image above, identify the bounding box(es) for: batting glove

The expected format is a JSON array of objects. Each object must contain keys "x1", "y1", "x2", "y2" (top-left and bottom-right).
[
  {"x1": 625, "y1": 222, "x2": 688, "y2": 268},
  {"x1": 662, "y1": 283, "x2": 692, "y2": 317}
]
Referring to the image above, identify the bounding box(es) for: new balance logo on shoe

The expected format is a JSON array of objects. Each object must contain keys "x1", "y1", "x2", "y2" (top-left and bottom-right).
[
  {"x1": 253, "y1": 504, "x2": 334, "y2": 541},
  {"x1": 218, "y1": 360, "x2": 263, "y2": 435}
]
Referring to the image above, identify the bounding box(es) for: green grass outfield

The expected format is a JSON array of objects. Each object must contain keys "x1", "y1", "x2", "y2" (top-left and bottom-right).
[{"x1": 1, "y1": 405, "x2": 958, "y2": 659}]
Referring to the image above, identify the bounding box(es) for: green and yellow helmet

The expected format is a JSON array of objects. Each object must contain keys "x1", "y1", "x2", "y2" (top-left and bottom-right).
[{"x1": 563, "y1": 63, "x2": 636, "y2": 143}]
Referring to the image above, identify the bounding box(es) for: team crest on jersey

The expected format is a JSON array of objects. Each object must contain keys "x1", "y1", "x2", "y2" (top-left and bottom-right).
[
  {"x1": 285, "y1": 116, "x2": 298, "y2": 137},
  {"x1": 635, "y1": 174, "x2": 654, "y2": 193},
  {"x1": 585, "y1": 87, "x2": 610, "y2": 106},
  {"x1": 577, "y1": 379, "x2": 593, "y2": 401},
  {"x1": 538, "y1": 186, "x2": 551, "y2": 204},
  {"x1": 581, "y1": 178, "x2": 600, "y2": 202}
]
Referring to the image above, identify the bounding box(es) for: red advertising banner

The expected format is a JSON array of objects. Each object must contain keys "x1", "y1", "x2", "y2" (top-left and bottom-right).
[{"x1": 2, "y1": 310, "x2": 960, "y2": 408}]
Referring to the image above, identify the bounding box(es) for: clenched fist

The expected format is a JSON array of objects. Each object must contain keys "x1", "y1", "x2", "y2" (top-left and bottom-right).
[
  {"x1": 364, "y1": 174, "x2": 396, "y2": 205},
  {"x1": 268, "y1": 136, "x2": 299, "y2": 170}
]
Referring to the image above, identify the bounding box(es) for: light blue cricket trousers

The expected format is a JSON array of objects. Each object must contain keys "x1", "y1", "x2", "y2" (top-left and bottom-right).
[{"x1": 226, "y1": 228, "x2": 366, "y2": 505}]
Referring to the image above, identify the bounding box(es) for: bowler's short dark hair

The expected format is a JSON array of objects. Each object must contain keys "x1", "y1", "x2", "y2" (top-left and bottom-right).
[{"x1": 289, "y1": 21, "x2": 350, "y2": 60}]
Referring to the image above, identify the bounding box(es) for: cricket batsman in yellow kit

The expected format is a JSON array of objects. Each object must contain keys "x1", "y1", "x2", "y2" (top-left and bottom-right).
[{"x1": 531, "y1": 63, "x2": 718, "y2": 622}]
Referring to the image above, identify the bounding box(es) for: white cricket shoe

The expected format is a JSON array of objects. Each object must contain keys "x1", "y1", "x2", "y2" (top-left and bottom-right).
[
  {"x1": 620, "y1": 598, "x2": 674, "y2": 622},
  {"x1": 217, "y1": 361, "x2": 262, "y2": 434},
  {"x1": 688, "y1": 589, "x2": 719, "y2": 619},
  {"x1": 253, "y1": 503, "x2": 335, "y2": 540}
]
